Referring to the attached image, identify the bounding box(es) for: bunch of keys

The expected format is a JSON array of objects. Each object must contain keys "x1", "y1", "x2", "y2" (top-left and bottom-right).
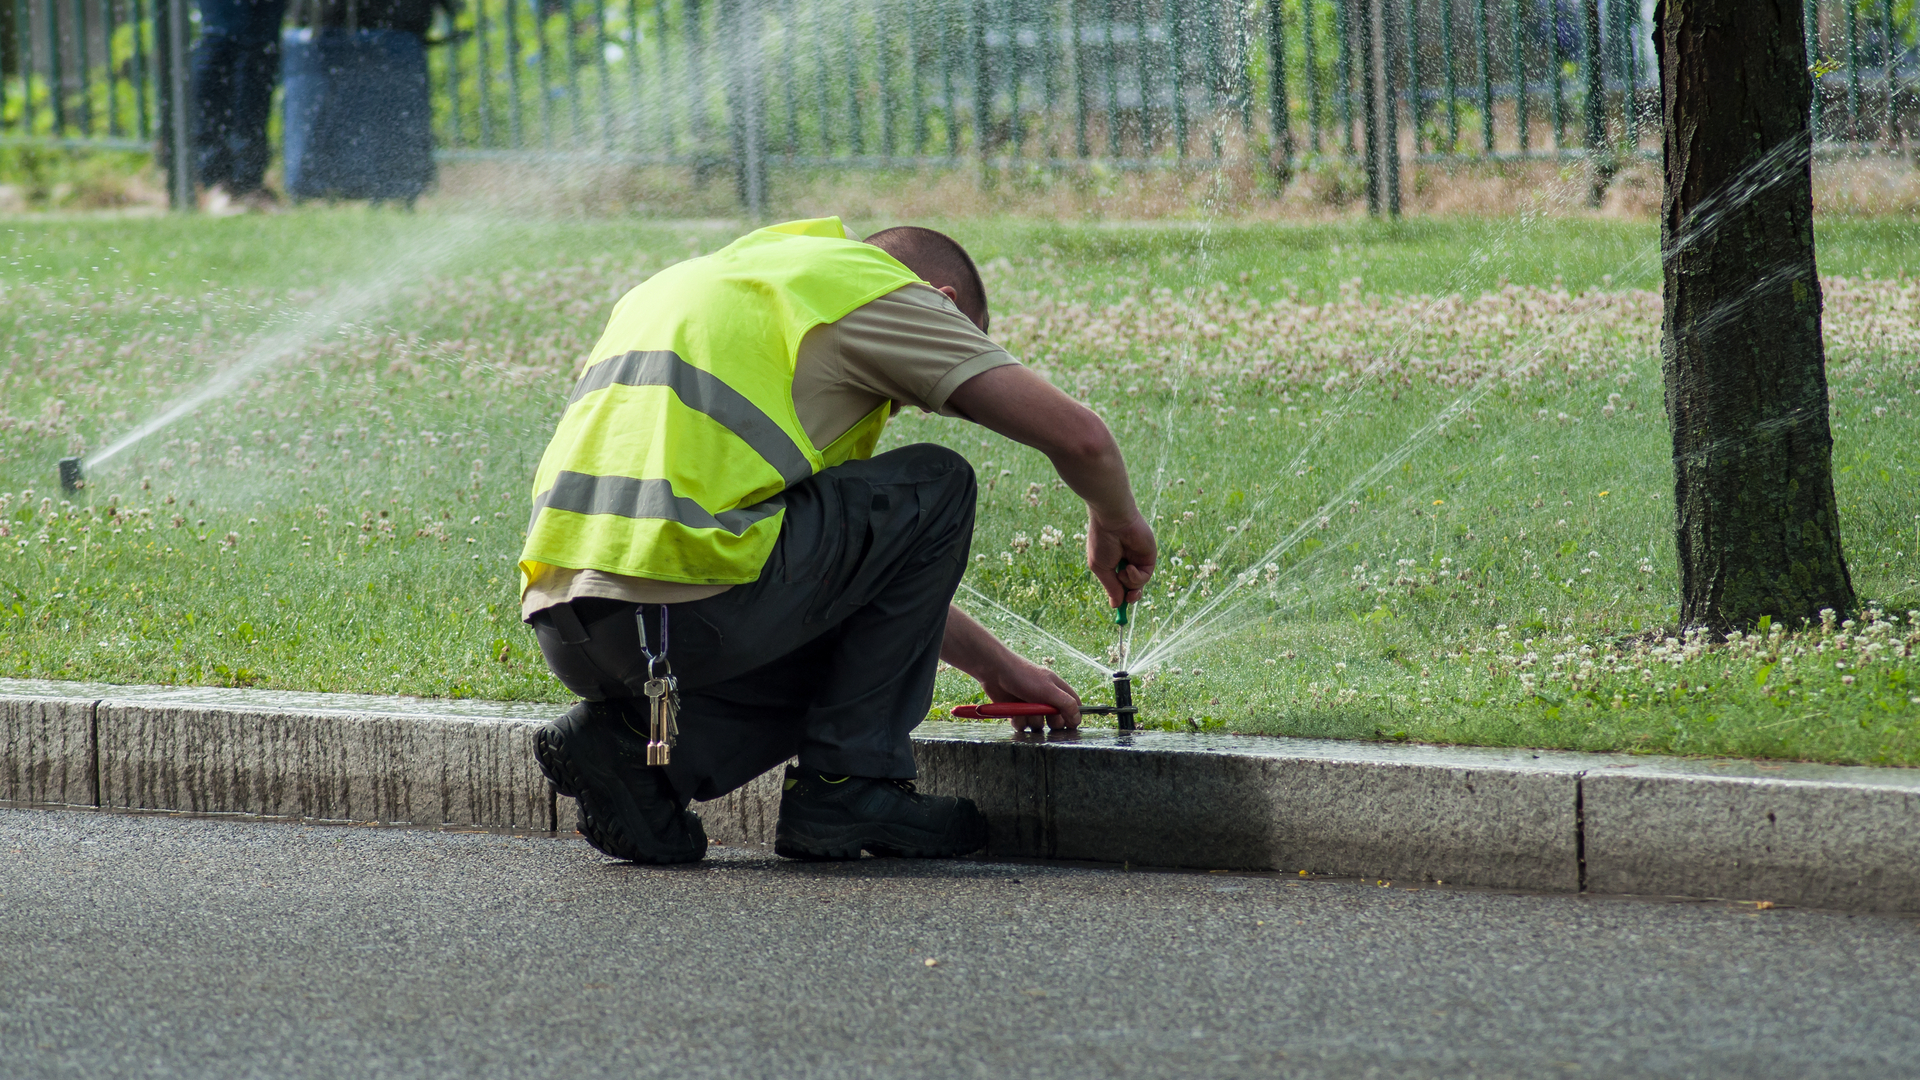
[
  {"x1": 636, "y1": 604, "x2": 678, "y2": 766},
  {"x1": 642, "y1": 662, "x2": 679, "y2": 766}
]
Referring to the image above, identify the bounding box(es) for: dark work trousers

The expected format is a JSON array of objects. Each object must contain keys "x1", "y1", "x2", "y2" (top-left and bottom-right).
[
  {"x1": 531, "y1": 443, "x2": 976, "y2": 805},
  {"x1": 192, "y1": 0, "x2": 290, "y2": 192}
]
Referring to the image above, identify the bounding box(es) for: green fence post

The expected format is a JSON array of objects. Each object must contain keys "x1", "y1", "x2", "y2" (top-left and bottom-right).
[
  {"x1": 1103, "y1": 0, "x2": 1120, "y2": 158},
  {"x1": 1269, "y1": 0, "x2": 1291, "y2": 173},
  {"x1": 777, "y1": 0, "x2": 795, "y2": 153},
  {"x1": 46, "y1": 0, "x2": 63, "y2": 132},
  {"x1": 1305, "y1": 0, "x2": 1322, "y2": 152},
  {"x1": 1845, "y1": 0, "x2": 1860, "y2": 139},
  {"x1": 1134, "y1": 0, "x2": 1151, "y2": 152},
  {"x1": 105, "y1": 0, "x2": 120, "y2": 137},
  {"x1": 535, "y1": 2, "x2": 555, "y2": 147},
  {"x1": 1171, "y1": 0, "x2": 1187, "y2": 155},
  {"x1": 815, "y1": 0, "x2": 832, "y2": 152},
  {"x1": 972, "y1": 0, "x2": 990, "y2": 155},
  {"x1": 1038, "y1": 0, "x2": 1058, "y2": 153},
  {"x1": 505, "y1": 0, "x2": 523, "y2": 147},
  {"x1": 1440, "y1": 0, "x2": 1455, "y2": 149},
  {"x1": 908, "y1": 1, "x2": 926, "y2": 154},
  {"x1": 1071, "y1": 0, "x2": 1087, "y2": 155},
  {"x1": 73, "y1": 0, "x2": 91, "y2": 134},
  {"x1": 160, "y1": 0, "x2": 189, "y2": 207},
  {"x1": 1880, "y1": 0, "x2": 1894, "y2": 142},
  {"x1": 1003, "y1": 0, "x2": 1021, "y2": 153},
  {"x1": 1204, "y1": 0, "x2": 1221, "y2": 160},
  {"x1": 0, "y1": 0, "x2": 11, "y2": 132},
  {"x1": 1581, "y1": 0, "x2": 1601, "y2": 152},
  {"x1": 656, "y1": 0, "x2": 673, "y2": 154},
  {"x1": 1510, "y1": 0, "x2": 1525, "y2": 152},
  {"x1": 1474, "y1": 0, "x2": 1489, "y2": 153},
  {"x1": 1360, "y1": 0, "x2": 1377, "y2": 212},
  {"x1": 594, "y1": 0, "x2": 612, "y2": 150},
  {"x1": 942, "y1": 1, "x2": 958, "y2": 157},
  {"x1": 1549, "y1": 0, "x2": 1562, "y2": 146},
  {"x1": 730, "y1": 0, "x2": 765, "y2": 214},
  {"x1": 845, "y1": 0, "x2": 862, "y2": 155},
  {"x1": 476, "y1": 0, "x2": 492, "y2": 146},
  {"x1": 1335, "y1": 0, "x2": 1351, "y2": 153},
  {"x1": 1581, "y1": 0, "x2": 1607, "y2": 203},
  {"x1": 1240, "y1": 4, "x2": 1255, "y2": 135},
  {"x1": 133, "y1": 0, "x2": 151, "y2": 139},
  {"x1": 454, "y1": 3, "x2": 471, "y2": 147},
  {"x1": 693, "y1": 0, "x2": 716, "y2": 153},
  {"x1": 1384, "y1": 0, "x2": 1399, "y2": 214},
  {"x1": 10, "y1": 0, "x2": 25, "y2": 136},
  {"x1": 626, "y1": 0, "x2": 641, "y2": 152},
  {"x1": 1623, "y1": 0, "x2": 1639, "y2": 149},
  {"x1": 1405, "y1": 0, "x2": 1419, "y2": 155},
  {"x1": 565, "y1": 1, "x2": 584, "y2": 147},
  {"x1": 877, "y1": 0, "x2": 894, "y2": 160}
]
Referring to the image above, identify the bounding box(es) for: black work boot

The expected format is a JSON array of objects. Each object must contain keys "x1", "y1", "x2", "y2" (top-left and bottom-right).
[
  {"x1": 774, "y1": 765, "x2": 988, "y2": 861},
  {"x1": 534, "y1": 700, "x2": 707, "y2": 864}
]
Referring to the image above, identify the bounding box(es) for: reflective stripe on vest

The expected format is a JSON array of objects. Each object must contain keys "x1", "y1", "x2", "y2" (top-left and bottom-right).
[
  {"x1": 519, "y1": 216, "x2": 923, "y2": 589},
  {"x1": 567, "y1": 349, "x2": 813, "y2": 487},
  {"x1": 532, "y1": 472, "x2": 785, "y2": 535}
]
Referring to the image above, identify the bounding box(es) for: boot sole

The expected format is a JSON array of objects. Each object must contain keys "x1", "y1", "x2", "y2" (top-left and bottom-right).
[
  {"x1": 534, "y1": 725, "x2": 706, "y2": 865},
  {"x1": 774, "y1": 816, "x2": 986, "y2": 861}
]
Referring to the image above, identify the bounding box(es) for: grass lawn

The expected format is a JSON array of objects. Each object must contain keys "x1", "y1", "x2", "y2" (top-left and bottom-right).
[{"x1": 2, "y1": 208, "x2": 1917, "y2": 765}]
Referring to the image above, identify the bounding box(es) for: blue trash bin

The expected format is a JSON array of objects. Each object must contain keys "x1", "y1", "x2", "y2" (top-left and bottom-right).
[{"x1": 281, "y1": 27, "x2": 435, "y2": 203}]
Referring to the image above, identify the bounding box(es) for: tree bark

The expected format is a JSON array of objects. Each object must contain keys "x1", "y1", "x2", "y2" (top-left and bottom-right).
[{"x1": 1655, "y1": 0, "x2": 1854, "y2": 635}]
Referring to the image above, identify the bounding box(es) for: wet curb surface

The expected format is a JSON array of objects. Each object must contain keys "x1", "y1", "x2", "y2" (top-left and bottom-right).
[{"x1": 6, "y1": 677, "x2": 1920, "y2": 911}]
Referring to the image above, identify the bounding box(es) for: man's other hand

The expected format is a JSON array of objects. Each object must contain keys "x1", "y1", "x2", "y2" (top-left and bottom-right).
[{"x1": 1088, "y1": 511, "x2": 1156, "y2": 609}]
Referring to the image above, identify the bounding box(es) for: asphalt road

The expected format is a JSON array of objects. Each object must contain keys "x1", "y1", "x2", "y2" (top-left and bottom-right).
[{"x1": 3, "y1": 806, "x2": 1919, "y2": 1079}]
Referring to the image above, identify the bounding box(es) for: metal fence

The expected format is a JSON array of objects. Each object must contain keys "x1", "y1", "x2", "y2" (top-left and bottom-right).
[{"x1": 1, "y1": 0, "x2": 1914, "y2": 212}]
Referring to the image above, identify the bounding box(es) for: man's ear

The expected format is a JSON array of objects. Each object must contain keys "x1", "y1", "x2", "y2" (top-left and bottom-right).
[{"x1": 935, "y1": 285, "x2": 960, "y2": 305}]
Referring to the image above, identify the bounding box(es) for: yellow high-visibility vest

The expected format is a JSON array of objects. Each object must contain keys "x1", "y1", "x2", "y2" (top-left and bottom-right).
[{"x1": 519, "y1": 217, "x2": 922, "y2": 590}]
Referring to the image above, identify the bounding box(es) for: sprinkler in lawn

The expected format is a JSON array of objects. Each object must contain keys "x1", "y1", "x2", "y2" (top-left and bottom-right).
[{"x1": 57, "y1": 457, "x2": 84, "y2": 493}]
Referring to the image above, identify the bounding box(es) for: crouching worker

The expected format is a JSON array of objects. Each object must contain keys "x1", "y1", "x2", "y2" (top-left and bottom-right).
[{"x1": 519, "y1": 218, "x2": 1156, "y2": 864}]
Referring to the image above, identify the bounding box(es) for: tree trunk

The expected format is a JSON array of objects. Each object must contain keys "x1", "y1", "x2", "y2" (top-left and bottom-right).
[{"x1": 1655, "y1": 0, "x2": 1854, "y2": 635}]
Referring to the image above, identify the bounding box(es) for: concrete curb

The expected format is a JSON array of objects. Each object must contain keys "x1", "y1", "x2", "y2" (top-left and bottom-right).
[{"x1": 6, "y1": 678, "x2": 1920, "y2": 911}]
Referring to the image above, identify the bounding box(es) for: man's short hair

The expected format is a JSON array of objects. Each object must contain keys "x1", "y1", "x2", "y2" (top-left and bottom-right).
[{"x1": 863, "y1": 226, "x2": 990, "y2": 333}]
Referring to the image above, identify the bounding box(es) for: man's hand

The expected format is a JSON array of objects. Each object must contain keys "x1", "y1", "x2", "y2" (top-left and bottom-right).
[
  {"x1": 978, "y1": 656, "x2": 1082, "y2": 731},
  {"x1": 941, "y1": 605, "x2": 1083, "y2": 730},
  {"x1": 1088, "y1": 510, "x2": 1157, "y2": 609}
]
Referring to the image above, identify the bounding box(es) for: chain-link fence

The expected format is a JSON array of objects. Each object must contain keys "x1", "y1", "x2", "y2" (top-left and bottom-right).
[{"x1": 2, "y1": 0, "x2": 1914, "y2": 212}]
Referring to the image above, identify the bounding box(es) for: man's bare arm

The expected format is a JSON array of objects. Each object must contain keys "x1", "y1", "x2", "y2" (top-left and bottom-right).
[{"x1": 944, "y1": 364, "x2": 1156, "y2": 605}]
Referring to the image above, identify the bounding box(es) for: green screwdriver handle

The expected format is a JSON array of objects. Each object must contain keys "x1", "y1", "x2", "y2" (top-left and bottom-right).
[{"x1": 1114, "y1": 559, "x2": 1130, "y2": 626}]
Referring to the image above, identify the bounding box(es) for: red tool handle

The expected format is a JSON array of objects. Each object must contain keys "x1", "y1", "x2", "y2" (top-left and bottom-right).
[{"x1": 949, "y1": 702, "x2": 1060, "y2": 719}]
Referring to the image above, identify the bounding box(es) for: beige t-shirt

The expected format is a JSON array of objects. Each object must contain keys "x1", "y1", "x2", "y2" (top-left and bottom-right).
[{"x1": 522, "y1": 282, "x2": 1017, "y2": 618}]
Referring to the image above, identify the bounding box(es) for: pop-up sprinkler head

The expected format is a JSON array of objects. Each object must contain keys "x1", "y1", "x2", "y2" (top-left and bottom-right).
[
  {"x1": 57, "y1": 457, "x2": 84, "y2": 493},
  {"x1": 1112, "y1": 670, "x2": 1134, "y2": 731}
]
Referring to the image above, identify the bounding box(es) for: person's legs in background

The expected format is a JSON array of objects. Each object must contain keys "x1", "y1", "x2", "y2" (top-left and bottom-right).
[{"x1": 192, "y1": 0, "x2": 289, "y2": 208}]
